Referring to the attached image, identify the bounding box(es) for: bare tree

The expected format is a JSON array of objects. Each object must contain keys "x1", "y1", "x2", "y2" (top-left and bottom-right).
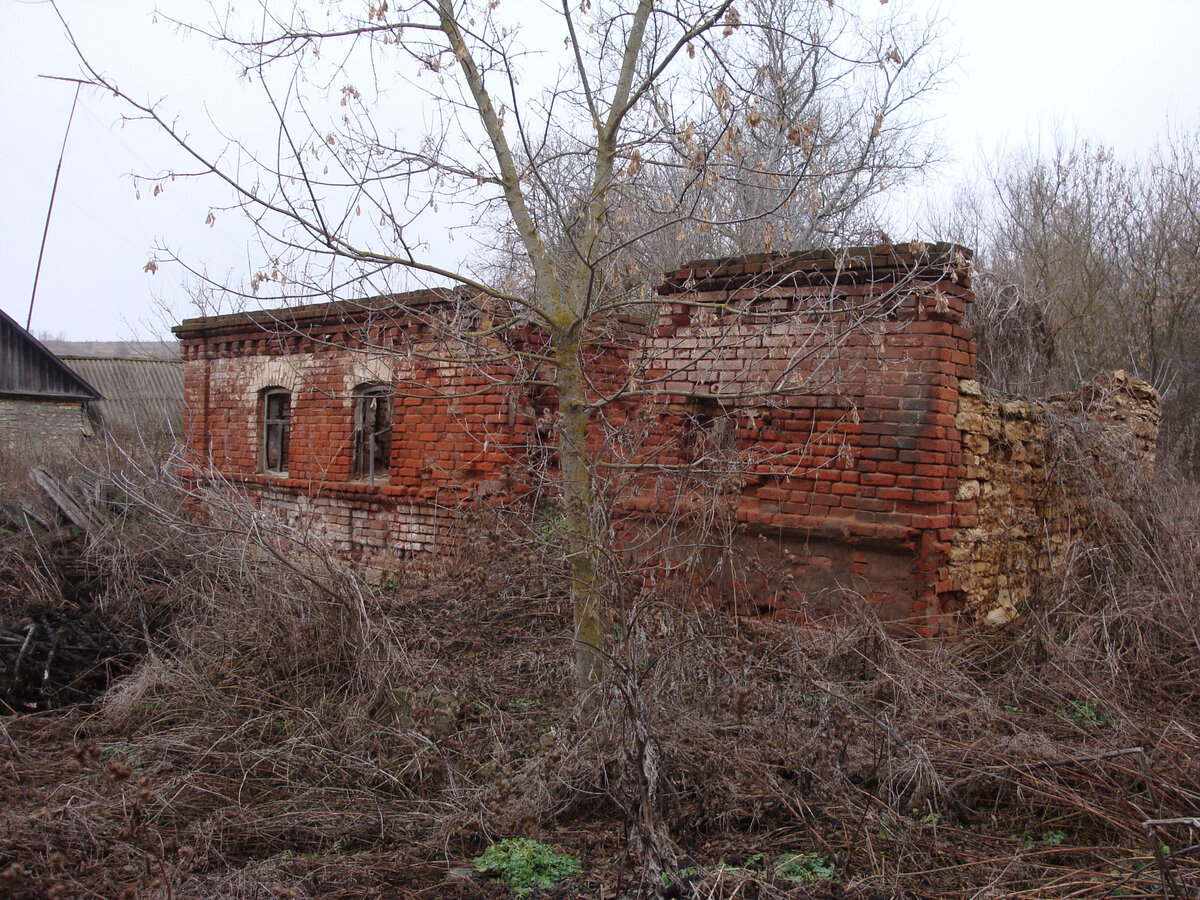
[
  {"x1": 60, "y1": 0, "x2": 949, "y2": 688},
  {"x1": 959, "y1": 133, "x2": 1200, "y2": 469}
]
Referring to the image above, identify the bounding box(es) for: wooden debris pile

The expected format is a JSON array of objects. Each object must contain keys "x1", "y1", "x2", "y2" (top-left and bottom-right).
[{"x1": 1, "y1": 467, "x2": 143, "y2": 712}]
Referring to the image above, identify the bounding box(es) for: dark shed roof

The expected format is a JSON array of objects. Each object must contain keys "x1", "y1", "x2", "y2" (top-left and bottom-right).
[
  {"x1": 0, "y1": 307, "x2": 101, "y2": 401},
  {"x1": 58, "y1": 356, "x2": 183, "y2": 437}
]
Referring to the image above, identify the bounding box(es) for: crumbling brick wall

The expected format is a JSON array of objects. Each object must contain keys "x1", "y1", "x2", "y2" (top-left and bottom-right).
[
  {"x1": 173, "y1": 243, "x2": 1158, "y2": 635},
  {"x1": 614, "y1": 243, "x2": 975, "y2": 634}
]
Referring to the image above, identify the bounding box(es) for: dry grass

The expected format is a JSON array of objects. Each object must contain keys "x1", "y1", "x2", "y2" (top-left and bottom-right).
[{"x1": 1, "y1": 435, "x2": 1199, "y2": 899}]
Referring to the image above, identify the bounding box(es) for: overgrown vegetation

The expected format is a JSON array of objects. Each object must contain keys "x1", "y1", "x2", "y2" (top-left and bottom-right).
[{"x1": 1, "y1": 433, "x2": 1199, "y2": 898}]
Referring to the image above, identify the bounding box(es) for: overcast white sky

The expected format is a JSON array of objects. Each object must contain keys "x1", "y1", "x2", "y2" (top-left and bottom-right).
[{"x1": 2, "y1": 0, "x2": 1199, "y2": 341}]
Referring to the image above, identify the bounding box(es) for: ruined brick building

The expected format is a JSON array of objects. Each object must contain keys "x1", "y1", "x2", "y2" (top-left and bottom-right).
[{"x1": 173, "y1": 243, "x2": 1159, "y2": 635}]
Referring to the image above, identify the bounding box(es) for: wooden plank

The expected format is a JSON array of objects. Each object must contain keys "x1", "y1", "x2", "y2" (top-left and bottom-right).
[{"x1": 31, "y1": 467, "x2": 101, "y2": 532}]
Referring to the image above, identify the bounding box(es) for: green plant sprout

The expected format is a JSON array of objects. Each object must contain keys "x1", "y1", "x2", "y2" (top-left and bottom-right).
[
  {"x1": 473, "y1": 838, "x2": 580, "y2": 897},
  {"x1": 1063, "y1": 698, "x2": 1109, "y2": 727},
  {"x1": 775, "y1": 851, "x2": 837, "y2": 885},
  {"x1": 910, "y1": 807, "x2": 943, "y2": 828}
]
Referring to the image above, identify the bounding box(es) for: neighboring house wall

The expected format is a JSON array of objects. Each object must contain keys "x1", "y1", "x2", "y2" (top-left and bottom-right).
[
  {"x1": 0, "y1": 398, "x2": 90, "y2": 451},
  {"x1": 0, "y1": 308, "x2": 101, "y2": 455},
  {"x1": 173, "y1": 244, "x2": 1159, "y2": 635}
]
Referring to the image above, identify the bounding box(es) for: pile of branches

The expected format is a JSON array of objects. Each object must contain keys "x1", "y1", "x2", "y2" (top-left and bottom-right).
[
  {"x1": 1, "y1": 603, "x2": 140, "y2": 712},
  {"x1": 0, "y1": 468, "x2": 161, "y2": 712}
]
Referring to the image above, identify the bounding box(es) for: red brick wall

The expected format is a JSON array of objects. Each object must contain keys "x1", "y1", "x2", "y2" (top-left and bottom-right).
[
  {"x1": 177, "y1": 295, "x2": 536, "y2": 562},
  {"x1": 175, "y1": 244, "x2": 975, "y2": 632},
  {"x1": 612, "y1": 244, "x2": 974, "y2": 634}
]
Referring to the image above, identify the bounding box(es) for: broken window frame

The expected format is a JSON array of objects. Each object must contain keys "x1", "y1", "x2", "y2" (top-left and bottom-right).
[
  {"x1": 261, "y1": 388, "x2": 291, "y2": 475},
  {"x1": 353, "y1": 384, "x2": 393, "y2": 485}
]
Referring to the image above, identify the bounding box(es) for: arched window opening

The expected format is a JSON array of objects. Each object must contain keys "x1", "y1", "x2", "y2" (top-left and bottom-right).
[
  {"x1": 261, "y1": 388, "x2": 291, "y2": 474},
  {"x1": 354, "y1": 384, "x2": 393, "y2": 484}
]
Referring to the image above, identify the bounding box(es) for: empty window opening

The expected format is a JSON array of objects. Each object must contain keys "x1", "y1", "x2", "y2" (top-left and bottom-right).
[
  {"x1": 262, "y1": 389, "x2": 291, "y2": 474},
  {"x1": 354, "y1": 385, "x2": 393, "y2": 484},
  {"x1": 683, "y1": 400, "x2": 735, "y2": 465}
]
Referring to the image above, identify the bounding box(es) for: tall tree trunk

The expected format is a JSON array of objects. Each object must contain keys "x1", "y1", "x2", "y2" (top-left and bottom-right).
[{"x1": 553, "y1": 327, "x2": 604, "y2": 691}]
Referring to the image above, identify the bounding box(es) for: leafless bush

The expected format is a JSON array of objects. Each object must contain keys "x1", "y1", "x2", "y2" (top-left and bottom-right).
[
  {"x1": 963, "y1": 272, "x2": 1059, "y2": 396},
  {"x1": 3, "y1": 439, "x2": 1200, "y2": 898},
  {"x1": 1023, "y1": 421, "x2": 1200, "y2": 704}
]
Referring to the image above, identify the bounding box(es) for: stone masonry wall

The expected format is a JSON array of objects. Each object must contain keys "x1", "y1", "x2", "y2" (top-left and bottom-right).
[
  {"x1": 0, "y1": 398, "x2": 89, "y2": 453},
  {"x1": 950, "y1": 371, "x2": 1160, "y2": 625}
]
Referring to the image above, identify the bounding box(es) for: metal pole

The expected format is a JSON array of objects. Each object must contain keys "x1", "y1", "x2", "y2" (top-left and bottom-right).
[{"x1": 27, "y1": 83, "x2": 82, "y2": 331}]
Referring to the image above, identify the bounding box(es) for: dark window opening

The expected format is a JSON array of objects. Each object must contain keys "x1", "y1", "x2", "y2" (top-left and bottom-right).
[
  {"x1": 683, "y1": 400, "x2": 735, "y2": 464},
  {"x1": 263, "y1": 389, "x2": 291, "y2": 474},
  {"x1": 354, "y1": 385, "x2": 393, "y2": 484},
  {"x1": 527, "y1": 383, "x2": 559, "y2": 473}
]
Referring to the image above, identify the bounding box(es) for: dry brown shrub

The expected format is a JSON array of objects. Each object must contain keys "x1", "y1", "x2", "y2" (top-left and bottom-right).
[{"x1": 2, "y1": 437, "x2": 1200, "y2": 898}]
